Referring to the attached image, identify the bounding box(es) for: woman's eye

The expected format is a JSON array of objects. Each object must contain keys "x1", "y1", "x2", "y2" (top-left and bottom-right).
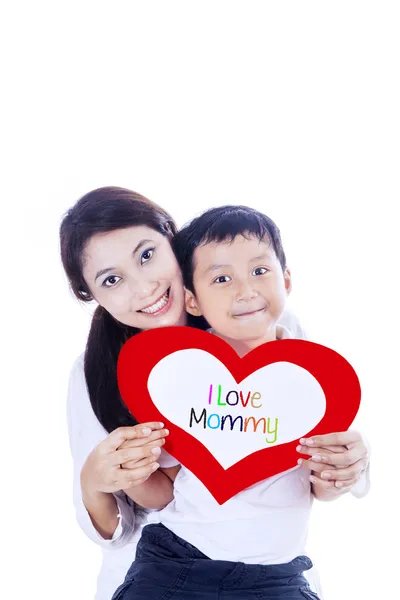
[
  {"x1": 214, "y1": 275, "x2": 231, "y2": 284},
  {"x1": 252, "y1": 267, "x2": 268, "y2": 276},
  {"x1": 103, "y1": 275, "x2": 121, "y2": 288},
  {"x1": 141, "y1": 248, "x2": 154, "y2": 264}
]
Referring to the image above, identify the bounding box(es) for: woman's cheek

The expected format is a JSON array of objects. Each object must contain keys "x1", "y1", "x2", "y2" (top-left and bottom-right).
[{"x1": 101, "y1": 289, "x2": 129, "y2": 317}]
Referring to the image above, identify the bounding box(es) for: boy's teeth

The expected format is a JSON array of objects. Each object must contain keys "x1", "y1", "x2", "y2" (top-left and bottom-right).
[{"x1": 141, "y1": 291, "x2": 169, "y2": 314}]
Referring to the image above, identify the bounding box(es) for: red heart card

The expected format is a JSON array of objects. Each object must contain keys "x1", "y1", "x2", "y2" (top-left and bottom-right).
[{"x1": 117, "y1": 326, "x2": 361, "y2": 504}]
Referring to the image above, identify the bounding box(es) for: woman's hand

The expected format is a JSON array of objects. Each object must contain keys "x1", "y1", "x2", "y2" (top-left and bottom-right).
[
  {"x1": 81, "y1": 422, "x2": 168, "y2": 496},
  {"x1": 296, "y1": 430, "x2": 369, "y2": 498}
]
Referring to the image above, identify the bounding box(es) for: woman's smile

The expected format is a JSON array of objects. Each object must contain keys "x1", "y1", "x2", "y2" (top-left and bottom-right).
[{"x1": 138, "y1": 287, "x2": 171, "y2": 315}]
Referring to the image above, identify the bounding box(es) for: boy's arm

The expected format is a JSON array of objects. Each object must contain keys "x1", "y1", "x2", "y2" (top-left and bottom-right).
[{"x1": 123, "y1": 465, "x2": 181, "y2": 509}]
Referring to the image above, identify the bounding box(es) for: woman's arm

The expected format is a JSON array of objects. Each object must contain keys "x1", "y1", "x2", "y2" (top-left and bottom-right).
[{"x1": 67, "y1": 356, "x2": 167, "y2": 545}]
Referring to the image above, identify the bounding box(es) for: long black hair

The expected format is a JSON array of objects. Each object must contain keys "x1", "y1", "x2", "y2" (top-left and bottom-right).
[{"x1": 60, "y1": 186, "x2": 206, "y2": 433}]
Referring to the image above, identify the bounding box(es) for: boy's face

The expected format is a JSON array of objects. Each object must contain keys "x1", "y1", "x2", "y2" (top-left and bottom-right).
[{"x1": 186, "y1": 234, "x2": 291, "y2": 345}]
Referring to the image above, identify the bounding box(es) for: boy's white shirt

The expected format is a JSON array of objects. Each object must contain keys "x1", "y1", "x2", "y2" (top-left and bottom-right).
[{"x1": 67, "y1": 309, "x2": 370, "y2": 600}]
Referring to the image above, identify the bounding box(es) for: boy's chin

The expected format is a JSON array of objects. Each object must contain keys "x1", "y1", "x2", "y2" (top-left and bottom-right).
[{"x1": 218, "y1": 327, "x2": 277, "y2": 344}]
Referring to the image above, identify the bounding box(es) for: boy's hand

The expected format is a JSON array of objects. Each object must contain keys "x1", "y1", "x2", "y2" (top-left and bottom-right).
[{"x1": 296, "y1": 430, "x2": 369, "y2": 493}]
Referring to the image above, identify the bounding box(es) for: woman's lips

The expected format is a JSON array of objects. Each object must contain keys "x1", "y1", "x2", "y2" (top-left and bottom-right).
[{"x1": 138, "y1": 288, "x2": 171, "y2": 315}]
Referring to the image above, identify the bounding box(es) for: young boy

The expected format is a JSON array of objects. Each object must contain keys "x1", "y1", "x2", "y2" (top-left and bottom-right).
[{"x1": 113, "y1": 205, "x2": 320, "y2": 600}]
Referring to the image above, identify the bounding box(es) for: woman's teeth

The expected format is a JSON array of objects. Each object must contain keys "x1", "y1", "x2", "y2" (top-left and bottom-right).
[{"x1": 140, "y1": 290, "x2": 169, "y2": 314}]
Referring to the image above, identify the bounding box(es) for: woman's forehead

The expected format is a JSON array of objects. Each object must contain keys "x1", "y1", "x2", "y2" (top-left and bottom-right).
[{"x1": 82, "y1": 225, "x2": 164, "y2": 270}]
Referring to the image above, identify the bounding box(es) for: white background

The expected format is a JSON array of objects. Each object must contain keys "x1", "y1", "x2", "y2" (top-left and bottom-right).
[{"x1": 2, "y1": 2, "x2": 399, "y2": 599}]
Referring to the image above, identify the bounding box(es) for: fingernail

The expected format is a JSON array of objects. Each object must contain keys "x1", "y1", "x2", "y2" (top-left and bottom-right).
[
  {"x1": 159, "y1": 422, "x2": 164, "y2": 428},
  {"x1": 164, "y1": 429, "x2": 169, "y2": 435},
  {"x1": 142, "y1": 427, "x2": 151, "y2": 435},
  {"x1": 297, "y1": 459, "x2": 303, "y2": 465},
  {"x1": 322, "y1": 472, "x2": 331, "y2": 480},
  {"x1": 296, "y1": 445, "x2": 303, "y2": 452},
  {"x1": 151, "y1": 447, "x2": 161, "y2": 455},
  {"x1": 309, "y1": 476, "x2": 317, "y2": 483},
  {"x1": 152, "y1": 462, "x2": 159, "y2": 470},
  {"x1": 299, "y1": 438, "x2": 307, "y2": 444},
  {"x1": 305, "y1": 439, "x2": 314, "y2": 445},
  {"x1": 311, "y1": 454, "x2": 321, "y2": 462},
  {"x1": 335, "y1": 481, "x2": 343, "y2": 488}
]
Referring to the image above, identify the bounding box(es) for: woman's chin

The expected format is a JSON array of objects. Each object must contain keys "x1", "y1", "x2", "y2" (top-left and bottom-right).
[{"x1": 136, "y1": 301, "x2": 186, "y2": 330}]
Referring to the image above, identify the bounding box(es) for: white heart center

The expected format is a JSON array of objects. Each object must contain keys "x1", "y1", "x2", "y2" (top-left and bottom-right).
[{"x1": 148, "y1": 349, "x2": 326, "y2": 469}]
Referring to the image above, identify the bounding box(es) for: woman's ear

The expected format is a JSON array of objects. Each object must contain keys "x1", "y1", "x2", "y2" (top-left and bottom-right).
[
  {"x1": 284, "y1": 268, "x2": 292, "y2": 295},
  {"x1": 185, "y1": 288, "x2": 203, "y2": 316}
]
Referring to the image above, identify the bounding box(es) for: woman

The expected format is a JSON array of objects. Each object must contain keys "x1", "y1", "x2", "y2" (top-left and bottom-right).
[{"x1": 61, "y1": 187, "x2": 370, "y2": 600}]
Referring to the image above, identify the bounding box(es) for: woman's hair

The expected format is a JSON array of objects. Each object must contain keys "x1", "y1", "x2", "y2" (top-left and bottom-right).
[{"x1": 60, "y1": 186, "x2": 207, "y2": 433}]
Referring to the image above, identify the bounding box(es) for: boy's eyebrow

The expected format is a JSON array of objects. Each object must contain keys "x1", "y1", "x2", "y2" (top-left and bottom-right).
[
  {"x1": 202, "y1": 252, "x2": 273, "y2": 275},
  {"x1": 94, "y1": 238, "x2": 152, "y2": 281},
  {"x1": 204, "y1": 263, "x2": 231, "y2": 274},
  {"x1": 250, "y1": 252, "x2": 272, "y2": 261}
]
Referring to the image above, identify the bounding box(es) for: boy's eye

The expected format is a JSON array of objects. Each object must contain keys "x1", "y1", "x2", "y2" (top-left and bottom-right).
[
  {"x1": 141, "y1": 248, "x2": 154, "y2": 264},
  {"x1": 214, "y1": 275, "x2": 231, "y2": 284},
  {"x1": 252, "y1": 267, "x2": 268, "y2": 276},
  {"x1": 103, "y1": 275, "x2": 122, "y2": 288}
]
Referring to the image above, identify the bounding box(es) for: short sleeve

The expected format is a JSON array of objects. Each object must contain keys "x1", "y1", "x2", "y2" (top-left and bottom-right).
[
  {"x1": 158, "y1": 448, "x2": 180, "y2": 468},
  {"x1": 278, "y1": 308, "x2": 308, "y2": 340},
  {"x1": 350, "y1": 436, "x2": 371, "y2": 498}
]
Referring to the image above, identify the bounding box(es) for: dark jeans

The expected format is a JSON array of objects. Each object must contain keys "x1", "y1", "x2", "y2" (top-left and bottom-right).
[{"x1": 112, "y1": 524, "x2": 320, "y2": 600}]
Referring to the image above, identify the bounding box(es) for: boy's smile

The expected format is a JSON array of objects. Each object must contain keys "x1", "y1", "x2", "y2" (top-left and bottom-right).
[{"x1": 186, "y1": 234, "x2": 292, "y2": 354}]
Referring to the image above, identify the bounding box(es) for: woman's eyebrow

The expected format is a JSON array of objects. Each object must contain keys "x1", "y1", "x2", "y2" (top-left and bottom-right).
[
  {"x1": 132, "y1": 238, "x2": 153, "y2": 256},
  {"x1": 94, "y1": 238, "x2": 153, "y2": 281}
]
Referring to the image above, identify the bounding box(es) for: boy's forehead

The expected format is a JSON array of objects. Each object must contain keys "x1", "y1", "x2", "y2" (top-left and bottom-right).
[{"x1": 193, "y1": 234, "x2": 275, "y2": 274}]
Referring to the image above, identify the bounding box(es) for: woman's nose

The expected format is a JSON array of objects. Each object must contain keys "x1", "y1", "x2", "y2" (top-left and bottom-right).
[{"x1": 129, "y1": 279, "x2": 159, "y2": 302}]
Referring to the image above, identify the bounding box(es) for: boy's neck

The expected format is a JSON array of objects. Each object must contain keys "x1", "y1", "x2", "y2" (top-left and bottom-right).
[{"x1": 214, "y1": 326, "x2": 278, "y2": 357}]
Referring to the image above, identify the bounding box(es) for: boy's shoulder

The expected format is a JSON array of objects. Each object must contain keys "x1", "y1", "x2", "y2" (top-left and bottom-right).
[{"x1": 278, "y1": 309, "x2": 308, "y2": 340}]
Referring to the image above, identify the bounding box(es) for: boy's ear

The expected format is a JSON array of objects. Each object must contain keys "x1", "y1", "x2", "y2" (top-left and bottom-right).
[
  {"x1": 284, "y1": 268, "x2": 292, "y2": 295},
  {"x1": 185, "y1": 288, "x2": 203, "y2": 317}
]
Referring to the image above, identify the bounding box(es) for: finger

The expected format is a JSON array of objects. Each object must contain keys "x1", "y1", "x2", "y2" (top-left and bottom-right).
[
  {"x1": 298, "y1": 458, "x2": 327, "y2": 473},
  {"x1": 106, "y1": 423, "x2": 164, "y2": 451},
  {"x1": 309, "y1": 475, "x2": 354, "y2": 494},
  {"x1": 334, "y1": 477, "x2": 359, "y2": 489},
  {"x1": 114, "y1": 443, "x2": 163, "y2": 467},
  {"x1": 309, "y1": 475, "x2": 336, "y2": 490},
  {"x1": 122, "y1": 475, "x2": 153, "y2": 490},
  {"x1": 319, "y1": 459, "x2": 366, "y2": 482},
  {"x1": 122, "y1": 454, "x2": 158, "y2": 470},
  {"x1": 118, "y1": 429, "x2": 169, "y2": 450},
  {"x1": 121, "y1": 462, "x2": 160, "y2": 487},
  {"x1": 296, "y1": 445, "x2": 346, "y2": 458},
  {"x1": 317, "y1": 445, "x2": 347, "y2": 454},
  {"x1": 299, "y1": 430, "x2": 361, "y2": 448},
  {"x1": 298, "y1": 447, "x2": 363, "y2": 468}
]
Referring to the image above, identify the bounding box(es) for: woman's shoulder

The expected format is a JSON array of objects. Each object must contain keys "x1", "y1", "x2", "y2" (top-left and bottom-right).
[
  {"x1": 67, "y1": 351, "x2": 108, "y2": 450},
  {"x1": 67, "y1": 352, "x2": 88, "y2": 403},
  {"x1": 67, "y1": 353, "x2": 95, "y2": 422},
  {"x1": 70, "y1": 351, "x2": 85, "y2": 375}
]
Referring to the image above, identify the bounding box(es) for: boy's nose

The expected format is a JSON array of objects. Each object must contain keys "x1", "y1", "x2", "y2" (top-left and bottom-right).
[{"x1": 235, "y1": 281, "x2": 258, "y2": 302}]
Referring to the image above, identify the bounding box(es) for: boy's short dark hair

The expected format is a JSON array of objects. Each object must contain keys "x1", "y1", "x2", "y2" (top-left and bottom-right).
[{"x1": 173, "y1": 205, "x2": 287, "y2": 293}]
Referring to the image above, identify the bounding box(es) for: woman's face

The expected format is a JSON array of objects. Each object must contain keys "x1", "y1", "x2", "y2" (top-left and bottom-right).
[{"x1": 82, "y1": 225, "x2": 187, "y2": 329}]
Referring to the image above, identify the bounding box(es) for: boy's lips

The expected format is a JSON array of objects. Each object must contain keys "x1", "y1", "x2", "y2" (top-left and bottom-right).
[{"x1": 232, "y1": 307, "x2": 266, "y2": 318}]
